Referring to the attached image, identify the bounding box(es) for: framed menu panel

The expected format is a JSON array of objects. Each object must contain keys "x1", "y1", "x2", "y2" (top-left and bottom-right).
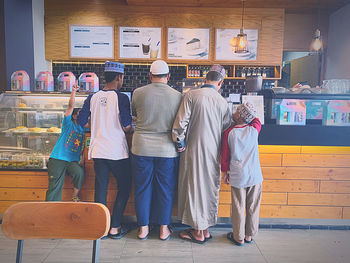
[
  {"x1": 167, "y1": 28, "x2": 210, "y2": 60},
  {"x1": 119, "y1": 27, "x2": 162, "y2": 59},
  {"x1": 70, "y1": 25, "x2": 114, "y2": 58},
  {"x1": 216, "y1": 29, "x2": 258, "y2": 61}
]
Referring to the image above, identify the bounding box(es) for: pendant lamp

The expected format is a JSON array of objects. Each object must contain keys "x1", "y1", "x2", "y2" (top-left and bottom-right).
[
  {"x1": 235, "y1": 0, "x2": 249, "y2": 53},
  {"x1": 310, "y1": 0, "x2": 323, "y2": 53}
]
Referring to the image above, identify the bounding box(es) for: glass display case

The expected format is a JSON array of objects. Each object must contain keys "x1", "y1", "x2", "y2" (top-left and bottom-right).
[
  {"x1": 0, "y1": 92, "x2": 88, "y2": 170},
  {"x1": 259, "y1": 88, "x2": 350, "y2": 146},
  {"x1": 264, "y1": 89, "x2": 350, "y2": 126}
]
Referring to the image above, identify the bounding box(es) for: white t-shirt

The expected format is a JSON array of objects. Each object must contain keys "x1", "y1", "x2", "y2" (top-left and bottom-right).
[{"x1": 88, "y1": 90, "x2": 129, "y2": 160}]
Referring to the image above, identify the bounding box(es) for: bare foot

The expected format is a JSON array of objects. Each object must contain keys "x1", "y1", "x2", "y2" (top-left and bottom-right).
[
  {"x1": 109, "y1": 226, "x2": 121, "y2": 235},
  {"x1": 159, "y1": 225, "x2": 171, "y2": 240},
  {"x1": 138, "y1": 225, "x2": 149, "y2": 239},
  {"x1": 179, "y1": 229, "x2": 205, "y2": 242},
  {"x1": 245, "y1": 235, "x2": 252, "y2": 242},
  {"x1": 203, "y1": 228, "x2": 211, "y2": 239}
]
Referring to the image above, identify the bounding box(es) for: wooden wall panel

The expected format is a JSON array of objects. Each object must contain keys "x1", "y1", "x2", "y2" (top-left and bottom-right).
[
  {"x1": 263, "y1": 179, "x2": 319, "y2": 193},
  {"x1": 320, "y1": 181, "x2": 350, "y2": 193},
  {"x1": 1, "y1": 145, "x2": 350, "y2": 220},
  {"x1": 259, "y1": 154, "x2": 282, "y2": 166},
  {"x1": 0, "y1": 188, "x2": 46, "y2": 201},
  {"x1": 260, "y1": 205, "x2": 343, "y2": 219},
  {"x1": 282, "y1": 154, "x2": 350, "y2": 167},
  {"x1": 44, "y1": 0, "x2": 284, "y2": 65},
  {"x1": 288, "y1": 193, "x2": 350, "y2": 206},
  {"x1": 261, "y1": 167, "x2": 350, "y2": 181},
  {"x1": 0, "y1": 174, "x2": 48, "y2": 188},
  {"x1": 218, "y1": 204, "x2": 230, "y2": 217}
]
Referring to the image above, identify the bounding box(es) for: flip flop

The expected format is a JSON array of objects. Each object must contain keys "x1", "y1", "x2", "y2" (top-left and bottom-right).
[
  {"x1": 226, "y1": 232, "x2": 244, "y2": 246},
  {"x1": 184, "y1": 228, "x2": 212, "y2": 242},
  {"x1": 109, "y1": 226, "x2": 129, "y2": 240},
  {"x1": 138, "y1": 233, "x2": 149, "y2": 240},
  {"x1": 159, "y1": 225, "x2": 173, "y2": 241},
  {"x1": 137, "y1": 226, "x2": 150, "y2": 240},
  {"x1": 244, "y1": 238, "x2": 253, "y2": 244},
  {"x1": 205, "y1": 234, "x2": 213, "y2": 241},
  {"x1": 179, "y1": 229, "x2": 207, "y2": 245}
]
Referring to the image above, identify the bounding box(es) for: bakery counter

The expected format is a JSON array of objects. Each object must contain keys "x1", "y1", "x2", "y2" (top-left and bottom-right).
[
  {"x1": 260, "y1": 90, "x2": 350, "y2": 146},
  {"x1": 1, "y1": 132, "x2": 350, "y2": 221},
  {"x1": 0, "y1": 92, "x2": 88, "y2": 170}
]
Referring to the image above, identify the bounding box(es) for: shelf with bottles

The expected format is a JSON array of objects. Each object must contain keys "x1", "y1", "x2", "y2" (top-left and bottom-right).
[
  {"x1": 233, "y1": 65, "x2": 281, "y2": 79},
  {"x1": 186, "y1": 64, "x2": 281, "y2": 80},
  {"x1": 186, "y1": 65, "x2": 233, "y2": 79}
]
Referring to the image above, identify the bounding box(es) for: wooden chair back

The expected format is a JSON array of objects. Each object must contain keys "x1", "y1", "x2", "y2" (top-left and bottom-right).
[
  {"x1": 1, "y1": 202, "x2": 110, "y2": 240},
  {"x1": 1, "y1": 202, "x2": 110, "y2": 263}
]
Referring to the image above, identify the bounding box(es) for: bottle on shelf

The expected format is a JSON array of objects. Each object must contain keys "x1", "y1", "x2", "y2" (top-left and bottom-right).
[
  {"x1": 196, "y1": 67, "x2": 200, "y2": 78},
  {"x1": 241, "y1": 67, "x2": 246, "y2": 78},
  {"x1": 257, "y1": 67, "x2": 262, "y2": 76},
  {"x1": 246, "y1": 68, "x2": 252, "y2": 77},
  {"x1": 188, "y1": 66, "x2": 193, "y2": 77},
  {"x1": 252, "y1": 68, "x2": 257, "y2": 76}
]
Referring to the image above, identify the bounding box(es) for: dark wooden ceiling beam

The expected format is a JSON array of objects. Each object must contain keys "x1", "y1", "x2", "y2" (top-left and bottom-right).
[{"x1": 125, "y1": 0, "x2": 348, "y2": 13}]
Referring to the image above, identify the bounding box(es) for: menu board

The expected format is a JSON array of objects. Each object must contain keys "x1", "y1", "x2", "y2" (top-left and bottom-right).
[
  {"x1": 167, "y1": 28, "x2": 209, "y2": 60},
  {"x1": 70, "y1": 25, "x2": 114, "y2": 58},
  {"x1": 119, "y1": 27, "x2": 162, "y2": 59},
  {"x1": 216, "y1": 29, "x2": 258, "y2": 61}
]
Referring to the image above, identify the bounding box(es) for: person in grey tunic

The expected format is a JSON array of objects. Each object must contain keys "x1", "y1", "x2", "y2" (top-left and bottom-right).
[
  {"x1": 172, "y1": 64, "x2": 231, "y2": 244},
  {"x1": 132, "y1": 60, "x2": 182, "y2": 241}
]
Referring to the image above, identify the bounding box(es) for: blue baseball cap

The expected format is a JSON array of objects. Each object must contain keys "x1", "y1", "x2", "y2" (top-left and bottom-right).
[{"x1": 104, "y1": 61, "x2": 124, "y2": 74}]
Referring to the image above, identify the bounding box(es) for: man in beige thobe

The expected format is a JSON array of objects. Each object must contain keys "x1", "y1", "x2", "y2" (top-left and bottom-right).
[{"x1": 172, "y1": 64, "x2": 231, "y2": 244}]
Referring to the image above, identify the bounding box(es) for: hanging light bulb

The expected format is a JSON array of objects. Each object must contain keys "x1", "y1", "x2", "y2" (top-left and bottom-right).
[
  {"x1": 235, "y1": 0, "x2": 249, "y2": 53},
  {"x1": 236, "y1": 28, "x2": 248, "y2": 53},
  {"x1": 310, "y1": 29, "x2": 323, "y2": 52},
  {"x1": 310, "y1": 0, "x2": 323, "y2": 53}
]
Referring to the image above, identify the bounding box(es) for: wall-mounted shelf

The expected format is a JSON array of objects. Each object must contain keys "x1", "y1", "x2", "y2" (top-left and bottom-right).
[{"x1": 186, "y1": 64, "x2": 281, "y2": 80}]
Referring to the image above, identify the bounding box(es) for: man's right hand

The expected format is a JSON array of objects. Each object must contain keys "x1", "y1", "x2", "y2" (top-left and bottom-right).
[{"x1": 176, "y1": 146, "x2": 186, "y2": 153}]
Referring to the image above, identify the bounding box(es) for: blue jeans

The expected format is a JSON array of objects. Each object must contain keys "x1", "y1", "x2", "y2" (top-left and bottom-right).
[
  {"x1": 132, "y1": 154, "x2": 179, "y2": 226},
  {"x1": 93, "y1": 158, "x2": 132, "y2": 228}
]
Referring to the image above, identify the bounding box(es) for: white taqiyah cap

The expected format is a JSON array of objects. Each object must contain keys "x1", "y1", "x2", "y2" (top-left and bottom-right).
[{"x1": 150, "y1": 60, "x2": 169, "y2": 75}]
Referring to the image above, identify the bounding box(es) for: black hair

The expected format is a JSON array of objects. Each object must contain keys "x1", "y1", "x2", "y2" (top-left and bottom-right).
[
  {"x1": 206, "y1": 71, "x2": 224, "y2": 81},
  {"x1": 104, "y1": 72, "x2": 123, "y2": 83},
  {"x1": 151, "y1": 73, "x2": 169, "y2": 79},
  {"x1": 72, "y1": 108, "x2": 80, "y2": 116}
]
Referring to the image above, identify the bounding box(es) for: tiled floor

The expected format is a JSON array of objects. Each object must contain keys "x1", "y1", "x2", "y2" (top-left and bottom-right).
[{"x1": 1, "y1": 227, "x2": 350, "y2": 263}]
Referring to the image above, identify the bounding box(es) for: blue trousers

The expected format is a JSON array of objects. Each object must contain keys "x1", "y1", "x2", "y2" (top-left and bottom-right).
[
  {"x1": 132, "y1": 154, "x2": 179, "y2": 226},
  {"x1": 93, "y1": 158, "x2": 132, "y2": 228}
]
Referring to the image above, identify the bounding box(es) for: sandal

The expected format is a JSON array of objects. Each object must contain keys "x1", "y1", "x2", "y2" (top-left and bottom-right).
[
  {"x1": 159, "y1": 225, "x2": 173, "y2": 241},
  {"x1": 179, "y1": 229, "x2": 207, "y2": 244},
  {"x1": 109, "y1": 226, "x2": 129, "y2": 240},
  {"x1": 137, "y1": 226, "x2": 150, "y2": 240},
  {"x1": 227, "y1": 232, "x2": 244, "y2": 246},
  {"x1": 244, "y1": 238, "x2": 254, "y2": 244},
  {"x1": 184, "y1": 228, "x2": 212, "y2": 241}
]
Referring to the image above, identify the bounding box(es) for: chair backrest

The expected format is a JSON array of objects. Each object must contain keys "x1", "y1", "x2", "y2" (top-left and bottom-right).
[{"x1": 1, "y1": 202, "x2": 110, "y2": 240}]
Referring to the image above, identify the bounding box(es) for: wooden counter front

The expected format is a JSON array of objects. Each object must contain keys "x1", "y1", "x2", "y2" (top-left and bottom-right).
[{"x1": 1, "y1": 145, "x2": 350, "y2": 220}]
